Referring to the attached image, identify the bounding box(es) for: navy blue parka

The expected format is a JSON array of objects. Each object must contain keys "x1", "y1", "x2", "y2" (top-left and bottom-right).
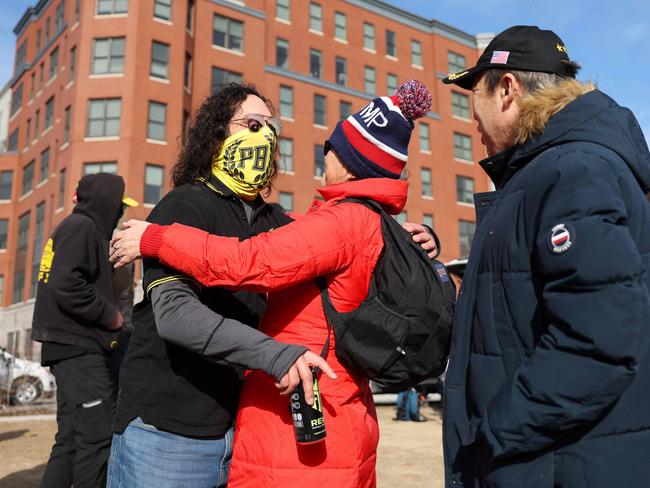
[{"x1": 444, "y1": 89, "x2": 650, "y2": 488}]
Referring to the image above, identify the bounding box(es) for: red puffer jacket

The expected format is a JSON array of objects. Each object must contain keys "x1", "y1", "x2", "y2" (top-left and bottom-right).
[{"x1": 144, "y1": 178, "x2": 408, "y2": 487}]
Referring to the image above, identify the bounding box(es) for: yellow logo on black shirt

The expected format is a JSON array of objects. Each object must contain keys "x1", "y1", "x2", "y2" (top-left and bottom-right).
[{"x1": 38, "y1": 238, "x2": 54, "y2": 284}]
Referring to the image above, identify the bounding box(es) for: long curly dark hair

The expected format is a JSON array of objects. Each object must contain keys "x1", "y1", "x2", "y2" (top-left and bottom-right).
[{"x1": 172, "y1": 83, "x2": 278, "y2": 190}]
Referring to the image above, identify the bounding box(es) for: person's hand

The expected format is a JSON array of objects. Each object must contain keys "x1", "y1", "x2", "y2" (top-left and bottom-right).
[
  {"x1": 110, "y1": 220, "x2": 151, "y2": 268},
  {"x1": 108, "y1": 311, "x2": 124, "y2": 331},
  {"x1": 275, "y1": 351, "x2": 337, "y2": 405},
  {"x1": 403, "y1": 222, "x2": 438, "y2": 259}
]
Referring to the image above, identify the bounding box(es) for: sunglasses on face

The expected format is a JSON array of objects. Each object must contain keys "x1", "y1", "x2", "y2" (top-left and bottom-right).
[{"x1": 231, "y1": 114, "x2": 281, "y2": 136}]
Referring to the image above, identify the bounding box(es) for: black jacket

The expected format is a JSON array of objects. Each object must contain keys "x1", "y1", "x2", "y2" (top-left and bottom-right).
[
  {"x1": 32, "y1": 173, "x2": 124, "y2": 352},
  {"x1": 444, "y1": 90, "x2": 650, "y2": 488}
]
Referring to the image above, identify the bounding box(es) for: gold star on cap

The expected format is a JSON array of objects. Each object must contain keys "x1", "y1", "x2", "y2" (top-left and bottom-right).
[{"x1": 556, "y1": 43, "x2": 568, "y2": 54}]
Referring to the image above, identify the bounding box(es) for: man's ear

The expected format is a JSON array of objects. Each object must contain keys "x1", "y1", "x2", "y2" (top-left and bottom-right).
[{"x1": 500, "y1": 73, "x2": 519, "y2": 110}]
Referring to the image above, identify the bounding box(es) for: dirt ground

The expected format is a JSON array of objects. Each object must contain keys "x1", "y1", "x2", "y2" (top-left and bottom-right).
[{"x1": 0, "y1": 404, "x2": 444, "y2": 488}]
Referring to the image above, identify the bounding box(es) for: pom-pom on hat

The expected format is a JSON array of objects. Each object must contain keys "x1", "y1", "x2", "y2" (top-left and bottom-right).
[{"x1": 328, "y1": 79, "x2": 432, "y2": 179}]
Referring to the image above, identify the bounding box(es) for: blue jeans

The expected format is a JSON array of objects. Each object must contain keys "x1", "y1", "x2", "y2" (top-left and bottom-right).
[{"x1": 106, "y1": 417, "x2": 234, "y2": 488}]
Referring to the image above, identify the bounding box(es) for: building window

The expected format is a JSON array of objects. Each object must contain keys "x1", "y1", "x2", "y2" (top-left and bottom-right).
[
  {"x1": 22, "y1": 161, "x2": 35, "y2": 195},
  {"x1": 314, "y1": 144, "x2": 324, "y2": 177},
  {"x1": 40, "y1": 148, "x2": 50, "y2": 183},
  {"x1": 64, "y1": 106, "x2": 71, "y2": 144},
  {"x1": 334, "y1": 12, "x2": 347, "y2": 41},
  {"x1": 36, "y1": 29, "x2": 42, "y2": 52},
  {"x1": 395, "y1": 211, "x2": 407, "y2": 224},
  {"x1": 87, "y1": 99, "x2": 121, "y2": 137},
  {"x1": 150, "y1": 41, "x2": 170, "y2": 79},
  {"x1": 335, "y1": 57, "x2": 347, "y2": 86},
  {"x1": 279, "y1": 192, "x2": 293, "y2": 212},
  {"x1": 144, "y1": 164, "x2": 164, "y2": 204},
  {"x1": 211, "y1": 67, "x2": 242, "y2": 93},
  {"x1": 411, "y1": 39, "x2": 422, "y2": 66},
  {"x1": 452, "y1": 92, "x2": 470, "y2": 119},
  {"x1": 0, "y1": 220, "x2": 7, "y2": 249},
  {"x1": 55, "y1": 2, "x2": 65, "y2": 33},
  {"x1": 39, "y1": 63, "x2": 44, "y2": 90},
  {"x1": 387, "y1": 73, "x2": 398, "y2": 96},
  {"x1": 459, "y1": 220, "x2": 476, "y2": 256},
  {"x1": 340, "y1": 101, "x2": 352, "y2": 120},
  {"x1": 75, "y1": 0, "x2": 80, "y2": 22},
  {"x1": 448, "y1": 51, "x2": 466, "y2": 74},
  {"x1": 0, "y1": 171, "x2": 13, "y2": 200},
  {"x1": 12, "y1": 270, "x2": 25, "y2": 304},
  {"x1": 34, "y1": 111, "x2": 40, "y2": 138},
  {"x1": 154, "y1": 0, "x2": 171, "y2": 21},
  {"x1": 26, "y1": 118, "x2": 31, "y2": 143},
  {"x1": 386, "y1": 30, "x2": 396, "y2": 57},
  {"x1": 213, "y1": 14, "x2": 243, "y2": 52},
  {"x1": 59, "y1": 168, "x2": 66, "y2": 208},
  {"x1": 309, "y1": 3, "x2": 322, "y2": 32},
  {"x1": 453, "y1": 133, "x2": 473, "y2": 161},
  {"x1": 18, "y1": 211, "x2": 30, "y2": 250},
  {"x1": 92, "y1": 37, "x2": 125, "y2": 74},
  {"x1": 15, "y1": 42, "x2": 27, "y2": 71},
  {"x1": 364, "y1": 66, "x2": 376, "y2": 95},
  {"x1": 421, "y1": 167, "x2": 432, "y2": 197},
  {"x1": 184, "y1": 52, "x2": 192, "y2": 89},
  {"x1": 423, "y1": 213, "x2": 434, "y2": 229},
  {"x1": 7, "y1": 129, "x2": 19, "y2": 152},
  {"x1": 186, "y1": 0, "x2": 194, "y2": 31},
  {"x1": 83, "y1": 162, "x2": 117, "y2": 174},
  {"x1": 97, "y1": 0, "x2": 128, "y2": 15},
  {"x1": 11, "y1": 83, "x2": 23, "y2": 115},
  {"x1": 45, "y1": 17, "x2": 51, "y2": 41},
  {"x1": 419, "y1": 123, "x2": 430, "y2": 152},
  {"x1": 363, "y1": 22, "x2": 375, "y2": 50},
  {"x1": 276, "y1": 38, "x2": 289, "y2": 69},
  {"x1": 30, "y1": 72, "x2": 35, "y2": 99},
  {"x1": 310, "y1": 49, "x2": 322, "y2": 78},
  {"x1": 70, "y1": 46, "x2": 77, "y2": 81},
  {"x1": 32, "y1": 202, "x2": 45, "y2": 297},
  {"x1": 45, "y1": 96, "x2": 54, "y2": 129},
  {"x1": 147, "y1": 101, "x2": 167, "y2": 141},
  {"x1": 276, "y1": 0, "x2": 290, "y2": 21},
  {"x1": 279, "y1": 139, "x2": 293, "y2": 172},
  {"x1": 456, "y1": 176, "x2": 475, "y2": 204},
  {"x1": 279, "y1": 85, "x2": 293, "y2": 119},
  {"x1": 314, "y1": 94, "x2": 326, "y2": 126}
]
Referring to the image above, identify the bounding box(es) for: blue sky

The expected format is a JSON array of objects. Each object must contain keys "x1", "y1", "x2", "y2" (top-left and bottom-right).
[{"x1": 0, "y1": 0, "x2": 648, "y2": 139}]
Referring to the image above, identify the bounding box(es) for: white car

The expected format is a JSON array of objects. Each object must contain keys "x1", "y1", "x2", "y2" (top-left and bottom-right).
[{"x1": 0, "y1": 347, "x2": 56, "y2": 406}]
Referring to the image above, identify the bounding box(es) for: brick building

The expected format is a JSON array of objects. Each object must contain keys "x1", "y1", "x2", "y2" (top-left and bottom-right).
[{"x1": 0, "y1": 0, "x2": 487, "y2": 359}]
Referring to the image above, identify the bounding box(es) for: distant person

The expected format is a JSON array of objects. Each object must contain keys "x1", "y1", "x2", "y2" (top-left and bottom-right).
[
  {"x1": 441, "y1": 25, "x2": 650, "y2": 487},
  {"x1": 31, "y1": 173, "x2": 136, "y2": 488}
]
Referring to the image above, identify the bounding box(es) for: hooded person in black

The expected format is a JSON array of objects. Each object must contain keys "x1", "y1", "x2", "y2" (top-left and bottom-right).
[{"x1": 32, "y1": 172, "x2": 135, "y2": 488}]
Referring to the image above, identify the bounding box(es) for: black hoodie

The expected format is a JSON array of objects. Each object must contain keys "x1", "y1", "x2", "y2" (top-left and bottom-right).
[{"x1": 32, "y1": 173, "x2": 125, "y2": 354}]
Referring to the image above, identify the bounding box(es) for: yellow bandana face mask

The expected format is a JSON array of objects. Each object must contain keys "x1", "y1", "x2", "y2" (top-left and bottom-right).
[{"x1": 212, "y1": 124, "x2": 278, "y2": 200}]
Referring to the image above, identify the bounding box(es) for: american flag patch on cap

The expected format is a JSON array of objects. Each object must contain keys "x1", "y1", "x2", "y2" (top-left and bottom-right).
[{"x1": 491, "y1": 51, "x2": 510, "y2": 64}]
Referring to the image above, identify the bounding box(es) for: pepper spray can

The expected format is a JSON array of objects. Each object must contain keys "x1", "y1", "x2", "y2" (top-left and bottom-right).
[{"x1": 289, "y1": 369, "x2": 326, "y2": 444}]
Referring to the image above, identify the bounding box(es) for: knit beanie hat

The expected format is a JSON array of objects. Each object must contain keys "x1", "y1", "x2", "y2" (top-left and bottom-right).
[{"x1": 328, "y1": 79, "x2": 432, "y2": 179}]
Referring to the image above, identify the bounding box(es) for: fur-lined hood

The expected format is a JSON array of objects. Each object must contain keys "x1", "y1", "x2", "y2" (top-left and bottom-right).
[{"x1": 482, "y1": 82, "x2": 650, "y2": 193}]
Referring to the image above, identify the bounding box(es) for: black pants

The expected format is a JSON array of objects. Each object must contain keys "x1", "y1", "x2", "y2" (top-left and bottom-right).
[{"x1": 41, "y1": 352, "x2": 116, "y2": 488}]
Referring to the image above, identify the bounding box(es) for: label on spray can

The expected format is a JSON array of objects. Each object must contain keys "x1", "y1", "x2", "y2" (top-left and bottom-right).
[{"x1": 289, "y1": 369, "x2": 326, "y2": 444}]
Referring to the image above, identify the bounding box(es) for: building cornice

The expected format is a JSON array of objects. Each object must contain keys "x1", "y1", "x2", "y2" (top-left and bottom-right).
[
  {"x1": 14, "y1": 0, "x2": 52, "y2": 37},
  {"x1": 344, "y1": 0, "x2": 477, "y2": 49}
]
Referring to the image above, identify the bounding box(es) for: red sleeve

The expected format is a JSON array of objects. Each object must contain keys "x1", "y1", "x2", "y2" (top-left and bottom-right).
[{"x1": 156, "y1": 202, "x2": 380, "y2": 293}]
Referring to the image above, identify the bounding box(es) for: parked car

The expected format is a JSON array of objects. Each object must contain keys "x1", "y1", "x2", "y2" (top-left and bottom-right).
[{"x1": 0, "y1": 347, "x2": 56, "y2": 405}]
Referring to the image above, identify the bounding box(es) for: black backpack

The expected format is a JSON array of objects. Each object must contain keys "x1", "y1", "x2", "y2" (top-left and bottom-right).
[{"x1": 316, "y1": 198, "x2": 455, "y2": 390}]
